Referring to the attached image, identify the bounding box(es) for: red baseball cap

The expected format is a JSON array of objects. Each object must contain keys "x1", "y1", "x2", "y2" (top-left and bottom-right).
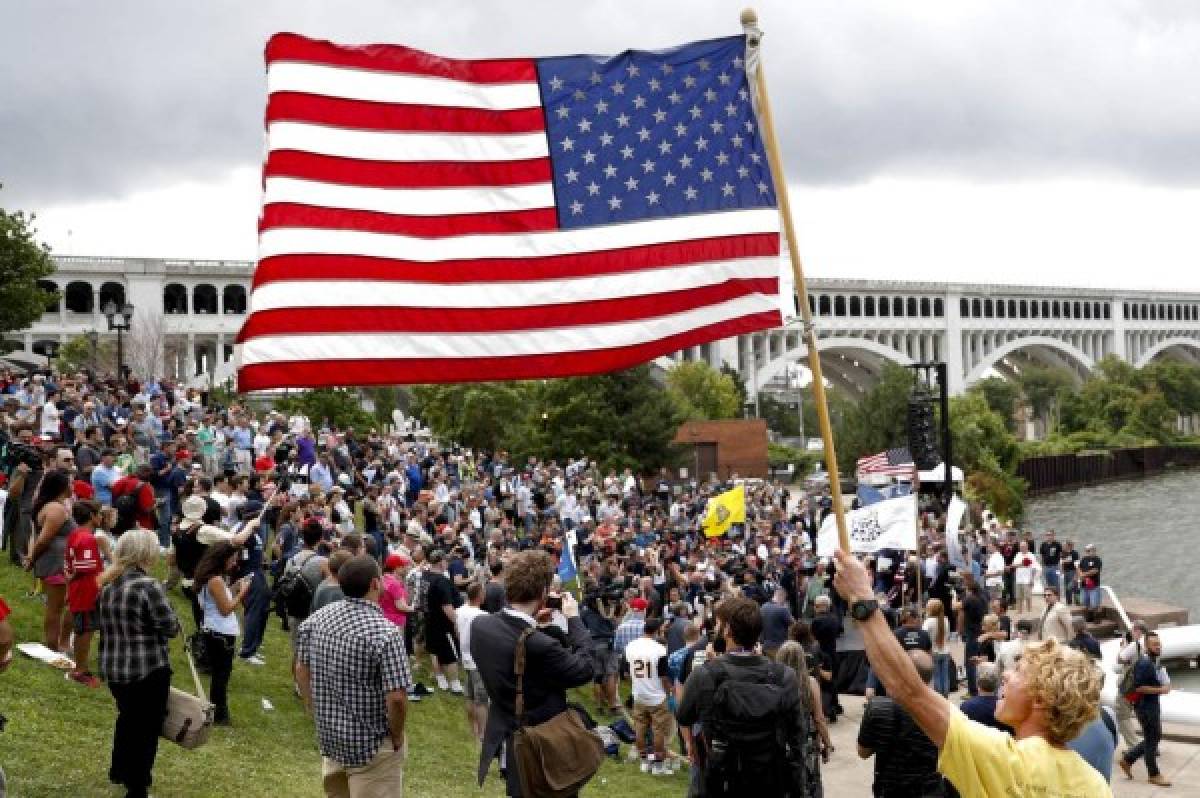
[
  {"x1": 629, "y1": 597, "x2": 649, "y2": 612},
  {"x1": 384, "y1": 553, "x2": 410, "y2": 571},
  {"x1": 73, "y1": 480, "x2": 95, "y2": 500}
]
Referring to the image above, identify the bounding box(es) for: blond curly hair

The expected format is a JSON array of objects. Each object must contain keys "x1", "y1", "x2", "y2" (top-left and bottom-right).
[{"x1": 1020, "y1": 638, "x2": 1102, "y2": 744}]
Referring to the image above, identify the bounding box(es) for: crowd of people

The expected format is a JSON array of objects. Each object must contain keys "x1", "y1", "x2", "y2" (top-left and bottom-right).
[{"x1": 0, "y1": 365, "x2": 1176, "y2": 796}]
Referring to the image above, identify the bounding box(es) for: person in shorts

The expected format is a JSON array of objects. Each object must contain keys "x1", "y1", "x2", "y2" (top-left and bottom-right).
[
  {"x1": 456, "y1": 581, "x2": 489, "y2": 740},
  {"x1": 625, "y1": 617, "x2": 674, "y2": 775},
  {"x1": 64, "y1": 500, "x2": 104, "y2": 688}
]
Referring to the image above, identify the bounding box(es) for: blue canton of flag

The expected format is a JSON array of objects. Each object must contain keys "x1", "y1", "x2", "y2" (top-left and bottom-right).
[{"x1": 537, "y1": 36, "x2": 777, "y2": 228}]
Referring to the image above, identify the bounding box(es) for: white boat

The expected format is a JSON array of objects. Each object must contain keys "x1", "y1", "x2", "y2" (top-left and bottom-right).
[{"x1": 1098, "y1": 588, "x2": 1200, "y2": 726}]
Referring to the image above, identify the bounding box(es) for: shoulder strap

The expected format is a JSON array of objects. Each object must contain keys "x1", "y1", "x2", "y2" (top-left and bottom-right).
[
  {"x1": 183, "y1": 637, "x2": 208, "y2": 702},
  {"x1": 512, "y1": 626, "x2": 536, "y2": 728}
]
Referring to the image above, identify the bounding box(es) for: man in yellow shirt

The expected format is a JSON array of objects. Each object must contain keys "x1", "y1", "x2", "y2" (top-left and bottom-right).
[{"x1": 832, "y1": 548, "x2": 1111, "y2": 798}]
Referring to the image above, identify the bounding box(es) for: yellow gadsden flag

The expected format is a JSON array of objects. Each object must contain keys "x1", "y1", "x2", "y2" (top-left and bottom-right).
[{"x1": 702, "y1": 484, "x2": 746, "y2": 538}]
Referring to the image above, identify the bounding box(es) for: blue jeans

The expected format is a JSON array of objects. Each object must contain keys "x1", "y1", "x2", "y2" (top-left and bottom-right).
[
  {"x1": 932, "y1": 652, "x2": 952, "y2": 697},
  {"x1": 1082, "y1": 586, "x2": 1102, "y2": 609},
  {"x1": 155, "y1": 491, "x2": 172, "y2": 549},
  {"x1": 1063, "y1": 571, "x2": 1079, "y2": 605},
  {"x1": 1042, "y1": 566, "x2": 1060, "y2": 593},
  {"x1": 237, "y1": 571, "x2": 270, "y2": 658}
]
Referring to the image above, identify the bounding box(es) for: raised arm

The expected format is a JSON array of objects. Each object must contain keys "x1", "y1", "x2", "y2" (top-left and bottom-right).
[{"x1": 833, "y1": 548, "x2": 953, "y2": 748}]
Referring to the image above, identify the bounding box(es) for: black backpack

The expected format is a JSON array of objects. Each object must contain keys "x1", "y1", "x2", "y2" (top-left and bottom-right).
[
  {"x1": 704, "y1": 659, "x2": 814, "y2": 798},
  {"x1": 113, "y1": 481, "x2": 144, "y2": 533},
  {"x1": 274, "y1": 551, "x2": 319, "y2": 621}
]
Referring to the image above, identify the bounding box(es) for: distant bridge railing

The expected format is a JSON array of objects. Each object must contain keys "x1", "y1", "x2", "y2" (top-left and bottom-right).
[{"x1": 1017, "y1": 445, "x2": 1200, "y2": 495}]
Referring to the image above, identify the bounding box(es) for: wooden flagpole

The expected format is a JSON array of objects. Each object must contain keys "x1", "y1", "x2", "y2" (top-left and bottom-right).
[{"x1": 741, "y1": 8, "x2": 851, "y2": 553}]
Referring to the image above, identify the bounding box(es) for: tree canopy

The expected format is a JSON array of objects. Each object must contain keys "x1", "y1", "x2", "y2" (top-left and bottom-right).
[
  {"x1": 0, "y1": 193, "x2": 57, "y2": 335},
  {"x1": 410, "y1": 366, "x2": 684, "y2": 473},
  {"x1": 664, "y1": 360, "x2": 740, "y2": 420}
]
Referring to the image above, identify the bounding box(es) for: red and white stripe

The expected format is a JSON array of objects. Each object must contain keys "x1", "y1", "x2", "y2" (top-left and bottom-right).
[{"x1": 237, "y1": 33, "x2": 782, "y2": 391}]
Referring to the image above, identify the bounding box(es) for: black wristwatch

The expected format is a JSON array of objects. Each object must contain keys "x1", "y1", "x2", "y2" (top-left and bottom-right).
[{"x1": 850, "y1": 598, "x2": 879, "y2": 622}]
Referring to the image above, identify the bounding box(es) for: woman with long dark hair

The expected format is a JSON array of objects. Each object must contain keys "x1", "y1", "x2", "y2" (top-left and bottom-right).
[
  {"x1": 27, "y1": 468, "x2": 74, "y2": 651},
  {"x1": 193, "y1": 541, "x2": 249, "y2": 725}
]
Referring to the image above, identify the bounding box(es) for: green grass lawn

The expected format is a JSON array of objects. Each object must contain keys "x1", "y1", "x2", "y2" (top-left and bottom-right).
[{"x1": 0, "y1": 559, "x2": 688, "y2": 797}]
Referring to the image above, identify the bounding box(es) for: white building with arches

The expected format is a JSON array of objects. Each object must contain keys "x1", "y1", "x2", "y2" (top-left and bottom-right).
[{"x1": 5, "y1": 255, "x2": 252, "y2": 382}]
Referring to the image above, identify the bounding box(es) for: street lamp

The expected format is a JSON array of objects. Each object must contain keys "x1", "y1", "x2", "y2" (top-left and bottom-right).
[
  {"x1": 102, "y1": 300, "x2": 134, "y2": 379},
  {"x1": 86, "y1": 330, "x2": 99, "y2": 372},
  {"x1": 44, "y1": 340, "x2": 60, "y2": 371}
]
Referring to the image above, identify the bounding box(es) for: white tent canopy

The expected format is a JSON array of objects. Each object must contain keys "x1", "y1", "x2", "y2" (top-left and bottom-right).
[{"x1": 918, "y1": 462, "x2": 964, "y2": 483}]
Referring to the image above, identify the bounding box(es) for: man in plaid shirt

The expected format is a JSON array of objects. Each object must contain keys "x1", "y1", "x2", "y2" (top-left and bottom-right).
[
  {"x1": 296, "y1": 555, "x2": 413, "y2": 798},
  {"x1": 615, "y1": 597, "x2": 649, "y2": 659}
]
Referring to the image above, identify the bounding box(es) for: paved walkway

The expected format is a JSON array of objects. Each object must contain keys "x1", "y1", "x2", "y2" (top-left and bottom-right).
[{"x1": 817, "y1": 684, "x2": 1200, "y2": 795}]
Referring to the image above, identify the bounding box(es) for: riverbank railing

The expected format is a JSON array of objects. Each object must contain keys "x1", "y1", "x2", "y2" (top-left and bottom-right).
[{"x1": 1016, "y1": 444, "x2": 1200, "y2": 495}]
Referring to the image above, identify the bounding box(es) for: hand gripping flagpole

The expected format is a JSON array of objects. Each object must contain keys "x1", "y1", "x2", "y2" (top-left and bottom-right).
[{"x1": 742, "y1": 8, "x2": 851, "y2": 554}]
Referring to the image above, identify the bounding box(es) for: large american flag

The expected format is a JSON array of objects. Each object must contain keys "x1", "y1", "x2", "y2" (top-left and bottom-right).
[
  {"x1": 856, "y1": 447, "x2": 916, "y2": 480},
  {"x1": 236, "y1": 33, "x2": 783, "y2": 391}
]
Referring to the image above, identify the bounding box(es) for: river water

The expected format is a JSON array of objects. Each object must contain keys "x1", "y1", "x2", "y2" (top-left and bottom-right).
[
  {"x1": 1025, "y1": 468, "x2": 1200, "y2": 627},
  {"x1": 1027, "y1": 471, "x2": 1200, "y2": 689}
]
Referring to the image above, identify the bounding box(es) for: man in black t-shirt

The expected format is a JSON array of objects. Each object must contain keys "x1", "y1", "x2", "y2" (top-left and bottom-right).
[
  {"x1": 1038, "y1": 530, "x2": 1063, "y2": 595},
  {"x1": 424, "y1": 550, "x2": 464, "y2": 694},
  {"x1": 958, "y1": 575, "x2": 988, "y2": 696},
  {"x1": 1078, "y1": 544, "x2": 1104, "y2": 621},
  {"x1": 858, "y1": 649, "x2": 951, "y2": 797}
]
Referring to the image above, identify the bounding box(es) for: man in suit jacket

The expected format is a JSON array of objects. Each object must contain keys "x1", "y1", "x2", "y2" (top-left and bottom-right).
[
  {"x1": 1038, "y1": 586, "x2": 1074, "y2": 643},
  {"x1": 471, "y1": 550, "x2": 595, "y2": 797}
]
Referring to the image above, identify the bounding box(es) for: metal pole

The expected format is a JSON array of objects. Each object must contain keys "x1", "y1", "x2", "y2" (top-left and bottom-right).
[
  {"x1": 743, "y1": 8, "x2": 851, "y2": 552},
  {"x1": 938, "y1": 362, "x2": 952, "y2": 504},
  {"x1": 117, "y1": 328, "x2": 124, "y2": 380}
]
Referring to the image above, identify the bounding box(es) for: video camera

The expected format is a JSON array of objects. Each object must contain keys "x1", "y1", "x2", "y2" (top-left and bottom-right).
[{"x1": 0, "y1": 430, "x2": 41, "y2": 474}]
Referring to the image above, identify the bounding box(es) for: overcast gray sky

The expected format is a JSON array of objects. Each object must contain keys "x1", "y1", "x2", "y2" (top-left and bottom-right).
[{"x1": 3, "y1": 0, "x2": 1199, "y2": 289}]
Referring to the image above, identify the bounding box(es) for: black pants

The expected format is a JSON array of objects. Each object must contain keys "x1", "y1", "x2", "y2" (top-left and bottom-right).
[
  {"x1": 1125, "y1": 702, "x2": 1162, "y2": 777},
  {"x1": 109, "y1": 666, "x2": 171, "y2": 798},
  {"x1": 204, "y1": 630, "x2": 236, "y2": 721},
  {"x1": 181, "y1": 585, "x2": 203, "y2": 630}
]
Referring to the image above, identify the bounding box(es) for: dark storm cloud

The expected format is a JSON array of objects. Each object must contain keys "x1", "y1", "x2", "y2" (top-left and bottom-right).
[{"x1": 2, "y1": 0, "x2": 1199, "y2": 208}]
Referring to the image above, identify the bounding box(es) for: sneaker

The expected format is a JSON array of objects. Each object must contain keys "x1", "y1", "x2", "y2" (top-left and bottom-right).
[
  {"x1": 449, "y1": 682, "x2": 464, "y2": 695},
  {"x1": 652, "y1": 762, "x2": 671, "y2": 776},
  {"x1": 411, "y1": 683, "x2": 434, "y2": 697},
  {"x1": 640, "y1": 759, "x2": 653, "y2": 773},
  {"x1": 66, "y1": 670, "x2": 100, "y2": 689},
  {"x1": 1118, "y1": 758, "x2": 1133, "y2": 780},
  {"x1": 406, "y1": 691, "x2": 422, "y2": 703},
  {"x1": 239, "y1": 655, "x2": 266, "y2": 666},
  {"x1": 1147, "y1": 775, "x2": 1172, "y2": 787}
]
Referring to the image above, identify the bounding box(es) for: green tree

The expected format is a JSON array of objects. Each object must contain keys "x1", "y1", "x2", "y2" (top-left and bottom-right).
[
  {"x1": 362, "y1": 386, "x2": 413, "y2": 430},
  {"x1": 758, "y1": 392, "x2": 802, "y2": 437},
  {"x1": 54, "y1": 333, "x2": 116, "y2": 374},
  {"x1": 1016, "y1": 366, "x2": 1075, "y2": 431},
  {"x1": 410, "y1": 382, "x2": 537, "y2": 453},
  {"x1": 665, "y1": 360, "x2": 740, "y2": 420},
  {"x1": 537, "y1": 366, "x2": 684, "y2": 473},
  {"x1": 970, "y1": 377, "x2": 1020, "y2": 432},
  {"x1": 721, "y1": 362, "x2": 748, "y2": 416},
  {"x1": 833, "y1": 363, "x2": 914, "y2": 474},
  {"x1": 273, "y1": 389, "x2": 375, "y2": 432},
  {"x1": 0, "y1": 195, "x2": 57, "y2": 334}
]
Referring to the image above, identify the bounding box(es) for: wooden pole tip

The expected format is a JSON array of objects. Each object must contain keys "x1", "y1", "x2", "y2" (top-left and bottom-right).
[{"x1": 740, "y1": 8, "x2": 758, "y2": 26}]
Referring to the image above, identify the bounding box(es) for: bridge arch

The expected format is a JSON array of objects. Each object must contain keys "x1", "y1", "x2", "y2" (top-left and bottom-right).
[
  {"x1": 964, "y1": 335, "x2": 1094, "y2": 387},
  {"x1": 1134, "y1": 336, "x2": 1200, "y2": 369},
  {"x1": 754, "y1": 336, "x2": 914, "y2": 396}
]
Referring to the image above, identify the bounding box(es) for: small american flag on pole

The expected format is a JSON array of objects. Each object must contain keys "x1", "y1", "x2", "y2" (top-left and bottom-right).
[
  {"x1": 856, "y1": 447, "x2": 916, "y2": 480},
  {"x1": 236, "y1": 33, "x2": 783, "y2": 391}
]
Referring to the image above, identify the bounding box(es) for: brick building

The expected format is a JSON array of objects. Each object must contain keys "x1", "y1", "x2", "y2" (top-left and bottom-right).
[{"x1": 673, "y1": 418, "x2": 769, "y2": 481}]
